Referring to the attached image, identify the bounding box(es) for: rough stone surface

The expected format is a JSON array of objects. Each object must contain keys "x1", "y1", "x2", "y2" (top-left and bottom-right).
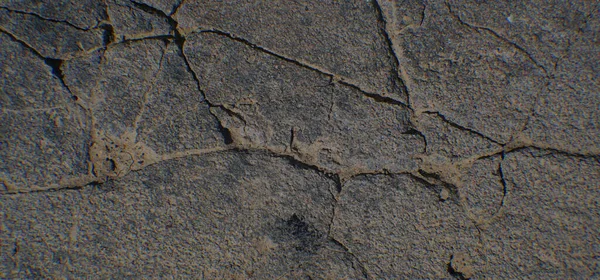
[
  {"x1": 106, "y1": 0, "x2": 173, "y2": 41},
  {"x1": 1, "y1": 0, "x2": 107, "y2": 30},
  {"x1": 0, "y1": 8, "x2": 105, "y2": 59},
  {"x1": 174, "y1": 0, "x2": 407, "y2": 102},
  {"x1": 331, "y1": 174, "x2": 478, "y2": 278},
  {"x1": 482, "y1": 149, "x2": 599, "y2": 278},
  {"x1": 1, "y1": 0, "x2": 599, "y2": 278}
]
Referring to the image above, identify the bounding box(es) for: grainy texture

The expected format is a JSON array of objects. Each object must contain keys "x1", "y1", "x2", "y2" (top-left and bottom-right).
[{"x1": 1, "y1": 0, "x2": 598, "y2": 278}]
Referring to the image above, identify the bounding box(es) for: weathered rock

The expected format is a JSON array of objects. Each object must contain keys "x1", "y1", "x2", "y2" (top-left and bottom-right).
[
  {"x1": 184, "y1": 32, "x2": 423, "y2": 174},
  {"x1": 331, "y1": 174, "x2": 479, "y2": 278},
  {"x1": 1, "y1": 0, "x2": 598, "y2": 278},
  {"x1": 380, "y1": 0, "x2": 547, "y2": 143},
  {"x1": 0, "y1": 152, "x2": 363, "y2": 278},
  {"x1": 174, "y1": 0, "x2": 407, "y2": 102},
  {"x1": 106, "y1": 0, "x2": 173, "y2": 41},
  {"x1": 1, "y1": 32, "x2": 89, "y2": 192},
  {"x1": 480, "y1": 149, "x2": 599, "y2": 278},
  {"x1": 0, "y1": 9, "x2": 105, "y2": 59}
]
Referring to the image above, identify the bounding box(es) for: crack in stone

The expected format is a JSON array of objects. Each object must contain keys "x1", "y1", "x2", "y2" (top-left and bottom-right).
[
  {"x1": 444, "y1": 1, "x2": 549, "y2": 78},
  {"x1": 0, "y1": 27, "x2": 45, "y2": 58},
  {"x1": 0, "y1": 27, "x2": 79, "y2": 108},
  {"x1": 43, "y1": 58, "x2": 78, "y2": 98},
  {"x1": 371, "y1": 0, "x2": 410, "y2": 105},
  {"x1": 169, "y1": 0, "x2": 185, "y2": 16},
  {"x1": 132, "y1": 41, "x2": 169, "y2": 132},
  {"x1": 402, "y1": 127, "x2": 428, "y2": 154},
  {"x1": 505, "y1": 143, "x2": 600, "y2": 159},
  {"x1": 115, "y1": 34, "x2": 175, "y2": 44},
  {"x1": 194, "y1": 28, "x2": 409, "y2": 108},
  {"x1": 338, "y1": 80, "x2": 410, "y2": 109},
  {"x1": 129, "y1": 0, "x2": 172, "y2": 20},
  {"x1": 497, "y1": 152, "x2": 508, "y2": 209},
  {"x1": 1, "y1": 107, "x2": 65, "y2": 115},
  {"x1": 327, "y1": 236, "x2": 373, "y2": 279},
  {"x1": 0, "y1": 7, "x2": 95, "y2": 31},
  {"x1": 420, "y1": 2, "x2": 427, "y2": 27},
  {"x1": 420, "y1": 110, "x2": 503, "y2": 145}
]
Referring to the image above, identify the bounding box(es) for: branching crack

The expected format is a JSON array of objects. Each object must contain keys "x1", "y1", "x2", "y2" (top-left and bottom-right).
[
  {"x1": 172, "y1": 32, "x2": 234, "y2": 144},
  {"x1": 0, "y1": 27, "x2": 75, "y2": 98},
  {"x1": 43, "y1": 57, "x2": 76, "y2": 97},
  {"x1": 126, "y1": 4, "x2": 231, "y2": 146}
]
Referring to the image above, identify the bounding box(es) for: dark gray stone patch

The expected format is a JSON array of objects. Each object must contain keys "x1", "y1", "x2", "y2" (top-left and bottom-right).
[
  {"x1": 447, "y1": 0, "x2": 600, "y2": 153},
  {"x1": 462, "y1": 155, "x2": 505, "y2": 222},
  {"x1": 0, "y1": 151, "x2": 364, "y2": 278}
]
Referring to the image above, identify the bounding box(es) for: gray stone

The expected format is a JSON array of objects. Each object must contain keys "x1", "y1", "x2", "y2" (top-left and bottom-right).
[
  {"x1": 480, "y1": 149, "x2": 599, "y2": 278},
  {"x1": 106, "y1": 0, "x2": 173, "y2": 42},
  {"x1": 174, "y1": 0, "x2": 407, "y2": 102},
  {"x1": 331, "y1": 174, "x2": 479, "y2": 278},
  {"x1": 1, "y1": 32, "x2": 89, "y2": 192},
  {"x1": 1, "y1": 0, "x2": 598, "y2": 278},
  {"x1": 0, "y1": 8, "x2": 105, "y2": 59}
]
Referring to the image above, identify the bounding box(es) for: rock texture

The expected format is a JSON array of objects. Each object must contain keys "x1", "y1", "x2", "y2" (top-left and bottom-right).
[{"x1": 1, "y1": 0, "x2": 598, "y2": 278}]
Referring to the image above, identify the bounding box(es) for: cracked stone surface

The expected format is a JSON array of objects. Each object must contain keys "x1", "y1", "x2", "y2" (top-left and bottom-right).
[{"x1": 1, "y1": 0, "x2": 598, "y2": 278}]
